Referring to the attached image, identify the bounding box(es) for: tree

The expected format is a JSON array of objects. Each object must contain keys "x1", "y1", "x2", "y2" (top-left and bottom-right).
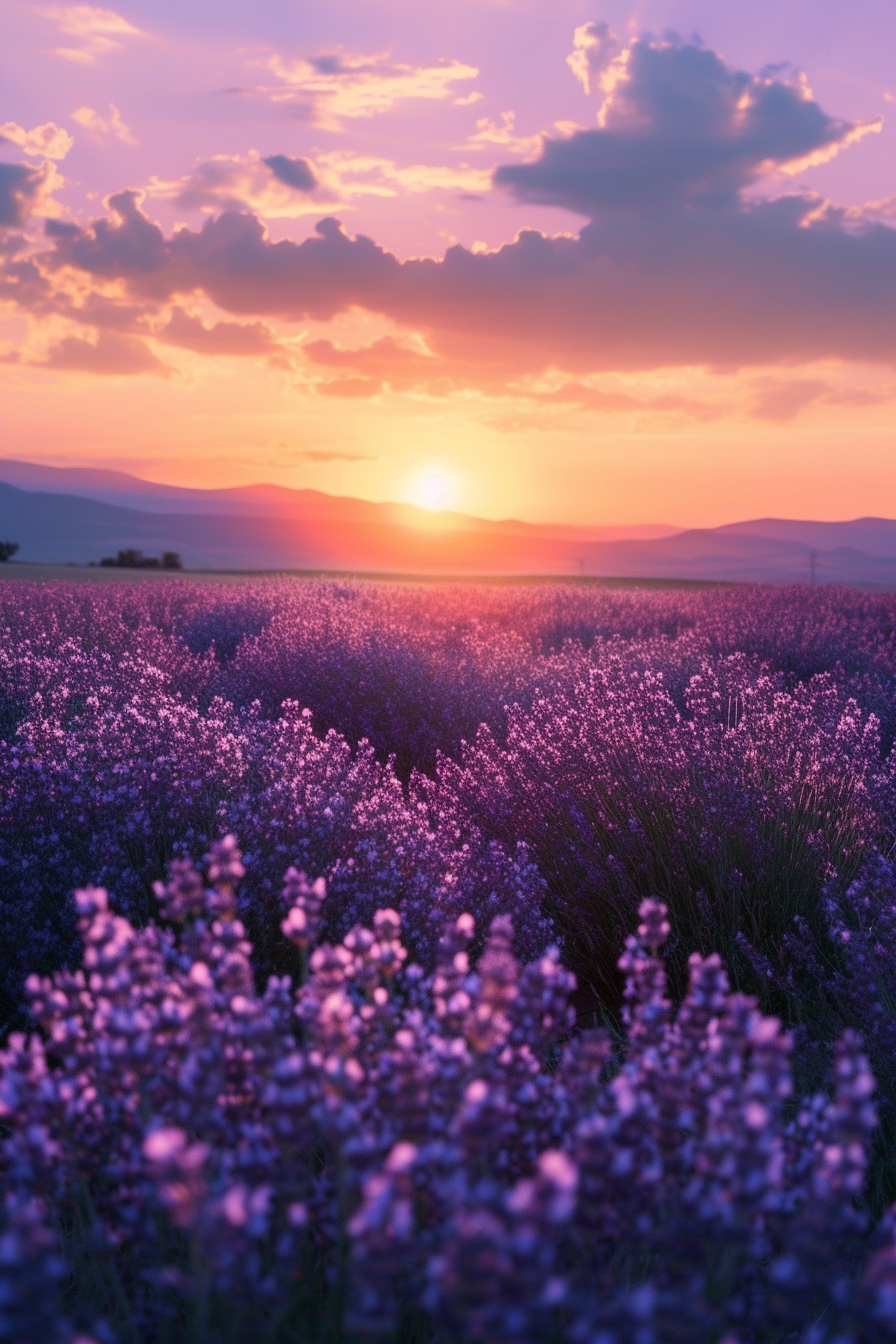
[
  {"x1": 117, "y1": 549, "x2": 147, "y2": 568},
  {"x1": 0, "y1": 541, "x2": 19, "y2": 562},
  {"x1": 97, "y1": 549, "x2": 181, "y2": 569}
]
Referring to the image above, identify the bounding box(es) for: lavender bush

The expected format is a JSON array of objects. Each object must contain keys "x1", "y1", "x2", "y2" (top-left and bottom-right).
[
  {"x1": 429, "y1": 650, "x2": 896, "y2": 1013},
  {"x1": 2, "y1": 578, "x2": 895, "y2": 1018},
  {"x1": 3, "y1": 576, "x2": 896, "y2": 1339},
  {"x1": 4, "y1": 844, "x2": 896, "y2": 1343}
]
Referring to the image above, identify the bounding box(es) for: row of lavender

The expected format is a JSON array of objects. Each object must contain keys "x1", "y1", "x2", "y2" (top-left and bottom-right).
[{"x1": 2, "y1": 577, "x2": 896, "y2": 1340}]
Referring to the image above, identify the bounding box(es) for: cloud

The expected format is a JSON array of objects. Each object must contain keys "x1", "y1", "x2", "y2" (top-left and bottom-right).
[
  {"x1": 71, "y1": 104, "x2": 137, "y2": 145},
  {"x1": 528, "y1": 381, "x2": 725, "y2": 420},
  {"x1": 496, "y1": 34, "x2": 881, "y2": 213},
  {"x1": 0, "y1": 160, "x2": 63, "y2": 226},
  {"x1": 149, "y1": 151, "x2": 320, "y2": 217},
  {"x1": 39, "y1": 5, "x2": 146, "y2": 64},
  {"x1": 749, "y1": 376, "x2": 894, "y2": 420},
  {"x1": 266, "y1": 439, "x2": 378, "y2": 462},
  {"x1": 298, "y1": 448, "x2": 378, "y2": 461},
  {"x1": 63, "y1": 295, "x2": 152, "y2": 332},
  {"x1": 36, "y1": 189, "x2": 896, "y2": 377},
  {"x1": 264, "y1": 50, "x2": 479, "y2": 129},
  {"x1": 466, "y1": 111, "x2": 542, "y2": 157},
  {"x1": 846, "y1": 194, "x2": 896, "y2": 221},
  {"x1": 156, "y1": 307, "x2": 283, "y2": 357},
  {"x1": 304, "y1": 335, "x2": 447, "y2": 394},
  {"x1": 19, "y1": 30, "x2": 896, "y2": 384},
  {"x1": 40, "y1": 330, "x2": 169, "y2": 375},
  {"x1": 566, "y1": 22, "x2": 623, "y2": 96},
  {"x1": 317, "y1": 376, "x2": 382, "y2": 398},
  {"x1": 149, "y1": 149, "x2": 487, "y2": 220},
  {"x1": 750, "y1": 378, "x2": 828, "y2": 421},
  {"x1": 305, "y1": 336, "x2": 430, "y2": 371},
  {"x1": 0, "y1": 121, "x2": 73, "y2": 160},
  {"x1": 314, "y1": 150, "x2": 492, "y2": 198},
  {"x1": 263, "y1": 154, "x2": 317, "y2": 191}
]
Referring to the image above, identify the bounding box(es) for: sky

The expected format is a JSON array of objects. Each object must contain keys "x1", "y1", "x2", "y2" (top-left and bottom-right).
[{"x1": 0, "y1": 0, "x2": 894, "y2": 527}]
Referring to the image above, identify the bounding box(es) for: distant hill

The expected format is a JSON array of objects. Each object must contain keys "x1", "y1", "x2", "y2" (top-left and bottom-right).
[
  {"x1": 591, "y1": 528, "x2": 896, "y2": 586},
  {"x1": 715, "y1": 517, "x2": 896, "y2": 560},
  {"x1": 0, "y1": 480, "x2": 680, "y2": 573},
  {"x1": 0, "y1": 459, "x2": 675, "y2": 541},
  {"x1": 1, "y1": 461, "x2": 896, "y2": 585}
]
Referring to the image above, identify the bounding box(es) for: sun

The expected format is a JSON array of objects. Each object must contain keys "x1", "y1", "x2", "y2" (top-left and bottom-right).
[{"x1": 411, "y1": 468, "x2": 452, "y2": 510}]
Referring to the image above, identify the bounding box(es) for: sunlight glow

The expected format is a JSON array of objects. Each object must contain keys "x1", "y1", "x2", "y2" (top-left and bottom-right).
[{"x1": 411, "y1": 468, "x2": 453, "y2": 510}]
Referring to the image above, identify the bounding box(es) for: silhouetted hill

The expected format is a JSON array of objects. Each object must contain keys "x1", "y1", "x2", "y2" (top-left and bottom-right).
[
  {"x1": 715, "y1": 517, "x2": 896, "y2": 559},
  {"x1": 0, "y1": 460, "x2": 675, "y2": 540},
  {"x1": 2, "y1": 467, "x2": 896, "y2": 585},
  {"x1": 0, "y1": 481, "x2": 682, "y2": 572}
]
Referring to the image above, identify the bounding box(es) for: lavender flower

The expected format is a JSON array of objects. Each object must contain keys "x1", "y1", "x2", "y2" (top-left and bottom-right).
[{"x1": 1, "y1": 577, "x2": 896, "y2": 1340}]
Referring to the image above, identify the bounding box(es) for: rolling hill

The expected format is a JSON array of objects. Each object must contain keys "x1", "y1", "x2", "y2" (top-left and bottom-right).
[
  {"x1": 2, "y1": 461, "x2": 896, "y2": 585},
  {"x1": 0, "y1": 460, "x2": 675, "y2": 540}
]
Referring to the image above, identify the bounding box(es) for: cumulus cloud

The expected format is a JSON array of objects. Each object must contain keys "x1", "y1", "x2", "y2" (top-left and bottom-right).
[
  {"x1": 0, "y1": 161, "x2": 63, "y2": 227},
  {"x1": 156, "y1": 308, "x2": 283, "y2": 358},
  {"x1": 263, "y1": 154, "x2": 317, "y2": 191},
  {"x1": 14, "y1": 30, "x2": 896, "y2": 385},
  {"x1": 846, "y1": 194, "x2": 896, "y2": 222},
  {"x1": 305, "y1": 336, "x2": 430, "y2": 371},
  {"x1": 496, "y1": 34, "x2": 882, "y2": 213},
  {"x1": 314, "y1": 151, "x2": 491, "y2": 198},
  {"x1": 264, "y1": 50, "x2": 479, "y2": 129},
  {"x1": 41, "y1": 330, "x2": 168, "y2": 375},
  {"x1": 0, "y1": 121, "x2": 73, "y2": 159},
  {"x1": 465, "y1": 111, "x2": 543, "y2": 158},
  {"x1": 149, "y1": 151, "x2": 320, "y2": 217},
  {"x1": 149, "y1": 150, "x2": 488, "y2": 218},
  {"x1": 566, "y1": 22, "x2": 623, "y2": 96},
  {"x1": 39, "y1": 5, "x2": 146, "y2": 64},
  {"x1": 71, "y1": 104, "x2": 137, "y2": 145},
  {"x1": 304, "y1": 335, "x2": 448, "y2": 395},
  {"x1": 35, "y1": 191, "x2": 896, "y2": 376}
]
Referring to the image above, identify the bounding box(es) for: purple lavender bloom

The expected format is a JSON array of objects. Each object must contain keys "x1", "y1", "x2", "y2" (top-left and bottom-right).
[{"x1": 0, "y1": 578, "x2": 896, "y2": 1339}]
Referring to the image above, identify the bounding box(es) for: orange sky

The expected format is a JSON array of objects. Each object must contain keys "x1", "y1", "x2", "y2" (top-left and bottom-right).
[
  {"x1": 1, "y1": 0, "x2": 894, "y2": 526},
  {"x1": 1, "y1": 349, "x2": 894, "y2": 527}
]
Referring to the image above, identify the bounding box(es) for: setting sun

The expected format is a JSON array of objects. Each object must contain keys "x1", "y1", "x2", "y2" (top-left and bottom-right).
[{"x1": 411, "y1": 468, "x2": 453, "y2": 511}]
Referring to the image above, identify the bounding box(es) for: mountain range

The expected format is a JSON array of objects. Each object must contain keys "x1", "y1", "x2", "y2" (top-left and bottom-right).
[{"x1": 2, "y1": 459, "x2": 896, "y2": 586}]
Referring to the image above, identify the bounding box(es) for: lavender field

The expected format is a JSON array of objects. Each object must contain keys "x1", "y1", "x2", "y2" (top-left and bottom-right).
[{"x1": 4, "y1": 576, "x2": 896, "y2": 1343}]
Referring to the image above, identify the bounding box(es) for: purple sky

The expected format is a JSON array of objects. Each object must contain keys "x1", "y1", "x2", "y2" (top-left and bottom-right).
[{"x1": 1, "y1": 0, "x2": 894, "y2": 525}]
